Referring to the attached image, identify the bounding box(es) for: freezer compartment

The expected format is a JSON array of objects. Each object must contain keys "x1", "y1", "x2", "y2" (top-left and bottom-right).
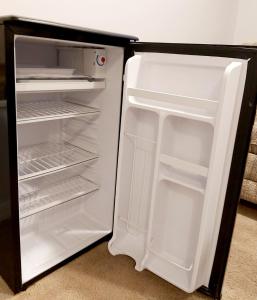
[
  {"x1": 58, "y1": 47, "x2": 106, "y2": 79},
  {"x1": 15, "y1": 36, "x2": 106, "y2": 92},
  {"x1": 20, "y1": 193, "x2": 110, "y2": 283},
  {"x1": 109, "y1": 107, "x2": 158, "y2": 265},
  {"x1": 15, "y1": 36, "x2": 106, "y2": 78}
]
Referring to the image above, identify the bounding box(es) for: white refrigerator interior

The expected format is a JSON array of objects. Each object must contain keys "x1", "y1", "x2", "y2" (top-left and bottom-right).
[
  {"x1": 109, "y1": 53, "x2": 247, "y2": 292},
  {"x1": 14, "y1": 36, "x2": 124, "y2": 283}
]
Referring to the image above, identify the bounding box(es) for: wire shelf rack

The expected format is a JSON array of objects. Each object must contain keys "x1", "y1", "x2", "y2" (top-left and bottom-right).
[
  {"x1": 19, "y1": 175, "x2": 99, "y2": 219},
  {"x1": 18, "y1": 142, "x2": 98, "y2": 180},
  {"x1": 17, "y1": 100, "x2": 100, "y2": 124}
]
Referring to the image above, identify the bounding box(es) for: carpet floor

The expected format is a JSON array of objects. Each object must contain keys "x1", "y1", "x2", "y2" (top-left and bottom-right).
[{"x1": 0, "y1": 204, "x2": 256, "y2": 300}]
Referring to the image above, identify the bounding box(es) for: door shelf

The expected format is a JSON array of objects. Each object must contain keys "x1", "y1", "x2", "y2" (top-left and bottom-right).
[
  {"x1": 16, "y1": 79, "x2": 105, "y2": 93},
  {"x1": 128, "y1": 101, "x2": 215, "y2": 125},
  {"x1": 19, "y1": 175, "x2": 99, "y2": 219},
  {"x1": 145, "y1": 178, "x2": 203, "y2": 292},
  {"x1": 17, "y1": 100, "x2": 100, "y2": 124},
  {"x1": 18, "y1": 142, "x2": 98, "y2": 180},
  {"x1": 160, "y1": 175, "x2": 205, "y2": 194},
  {"x1": 160, "y1": 154, "x2": 209, "y2": 177},
  {"x1": 127, "y1": 87, "x2": 218, "y2": 114},
  {"x1": 148, "y1": 247, "x2": 193, "y2": 272},
  {"x1": 145, "y1": 251, "x2": 194, "y2": 293},
  {"x1": 127, "y1": 88, "x2": 216, "y2": 125},
  {"x1": 161, "y1": 115, "x2": 213, "y2": 168}
]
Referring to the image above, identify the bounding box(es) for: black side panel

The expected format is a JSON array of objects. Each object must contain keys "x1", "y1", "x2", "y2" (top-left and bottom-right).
[
  {"x1": 207, "y1": 55, "x2": 257, "y2": 299},
  {"x1": 129, "y1": 42, "x2": 257, "y2": 299},
  {"x1": 0, "y1": 25, "x2": 22, "y2": 292}
]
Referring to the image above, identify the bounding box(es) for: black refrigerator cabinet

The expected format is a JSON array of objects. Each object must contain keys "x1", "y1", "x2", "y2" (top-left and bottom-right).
[{"x1": 0, "y1": 16, "x2": 257, "y2": 300}]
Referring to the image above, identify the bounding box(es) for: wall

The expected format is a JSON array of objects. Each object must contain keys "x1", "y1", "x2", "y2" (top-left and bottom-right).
[
  {"x1": 0, "y1": 0, "x2": 238, "y2": 44},
  {"x1": 233, "y1": 0, "x2": 257, "y2": 44}
]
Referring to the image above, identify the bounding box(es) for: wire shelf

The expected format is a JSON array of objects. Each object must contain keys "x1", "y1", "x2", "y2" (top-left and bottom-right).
[
  {"x1": 19, "y1": 175, "x2": 99, "y2": 219},
  {"x1": 18, "y1": 142, "x2": 98, "y2": 180},
  {"x1": 17, "y1": 100, "x2": 99, "y2": 124}
]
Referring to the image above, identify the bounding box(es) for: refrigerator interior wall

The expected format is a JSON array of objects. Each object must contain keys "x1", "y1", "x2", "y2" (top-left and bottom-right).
[
  {"x1": 109, "y1": 53, "x2": 247, "y2": 292},
  {"x1": 14, "y1": 36, "x2": 124, "y2": 283}
]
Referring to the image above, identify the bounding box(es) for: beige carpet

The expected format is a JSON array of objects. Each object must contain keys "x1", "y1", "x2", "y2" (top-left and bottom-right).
[{"x1": 0, "y1": 204, "x2": 256, "y2": 300}]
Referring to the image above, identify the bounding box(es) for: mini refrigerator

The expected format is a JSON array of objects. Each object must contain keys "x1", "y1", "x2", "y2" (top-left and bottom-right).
[{"x1": 0, "y1": 16, "x2": 257, "y2": 300}]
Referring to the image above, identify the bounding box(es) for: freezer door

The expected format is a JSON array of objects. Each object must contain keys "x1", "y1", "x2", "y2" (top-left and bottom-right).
[{"x1": 108, "y1": 50, "x2": 250, "y2": 292}]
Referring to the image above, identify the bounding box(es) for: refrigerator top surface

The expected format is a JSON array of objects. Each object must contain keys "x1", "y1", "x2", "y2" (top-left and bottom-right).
[{"x1": 0, "y1": 15, "x2": 139, "y2": 42}]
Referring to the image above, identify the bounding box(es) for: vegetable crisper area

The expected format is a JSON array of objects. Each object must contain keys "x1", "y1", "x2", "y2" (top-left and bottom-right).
[
  {"x1": 20, "y1": 195, "x2": 110, "y2": 283},
  {"x1": 109, "y1": 52, "x2": 247, "y2": 292},
  {"x1": 15, "y1": 36, "x2": 124, "y2": 283}
]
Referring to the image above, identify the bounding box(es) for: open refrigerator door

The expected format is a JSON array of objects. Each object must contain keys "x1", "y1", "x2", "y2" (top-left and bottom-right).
[{"x1": 109, "y1": 52, "x2": 247, "y2": 292}]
